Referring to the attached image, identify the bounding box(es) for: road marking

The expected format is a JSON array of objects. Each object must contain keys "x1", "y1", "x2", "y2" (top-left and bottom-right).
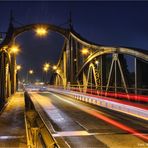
[
  {"x1": 75, "y1": 121, "x2": 89, "y2": 131},
  {"x1": 53, "y1": 131, "x2": 91, "y2": 137},
  {"x1": 49, "y1": 92, "x2": 148, "y2": 142},
  {"x1": 52, "y1": 130, "x2": 134, "y2": 137},
  {"x1": 0, "y1": 136, "x2": 25, "y2": 139}
]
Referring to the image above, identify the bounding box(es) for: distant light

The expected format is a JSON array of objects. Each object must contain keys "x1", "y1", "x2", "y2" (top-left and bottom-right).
[
  {"x1": 43, "y1": 63, "x2": 50, "y2": 72},
  {"x1": 43, "y1": 66, "x2": 48, "y2": 72},
  {"x1": 16, "y1": 65, "x2": 21, "y2": 71},
  {"x1": 81, "y1": 48, "x2": 89, "y2": 55},
  {"x1": 10, "y1": 44, "x2": 20, "y2": 54},
  {"x1": 43, "y1": 63, "x2": 50, "y2": 69},
  {"x1": 95, "y1": 60, "x2": 99, "y2": 64},
  {"x1": 44, "y1": 63, "x2": 50, "y2": 68},
  {"x1": 53, "y1": 65, "x2": 57, "y2": 70},
  {"x1": 35, "y1": 26, "x2": 48, "y2": 37},
  {"x1": 29, "y1": 70, "x2": 34, "y2": 74},
  {"x1": 74, "y1": 58, "x2": 77, "y2": 62}
]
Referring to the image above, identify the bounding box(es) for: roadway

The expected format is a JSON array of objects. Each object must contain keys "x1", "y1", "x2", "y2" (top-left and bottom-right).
[{"x1": 29, "y1": 91, "x2": 148, "y2": 148}]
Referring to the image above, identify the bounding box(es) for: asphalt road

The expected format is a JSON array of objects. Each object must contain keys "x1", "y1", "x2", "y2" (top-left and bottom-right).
[{"x1": 30, "y1": 91, "x2": 148, "y2": 148}]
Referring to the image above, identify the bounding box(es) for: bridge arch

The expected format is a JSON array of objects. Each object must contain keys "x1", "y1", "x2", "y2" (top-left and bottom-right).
[
  {"x1": 0, "y1": 23, "x2": 69, "y2": 49},
  {"x1": 13, "y1": 24, "x2": 69, "y2": 39},
  {"x1": 53, "y1": 73, "x2": 64, "y2": 86},
  {"x1": 77, "y1": 47, "x2": 148, "y2": 77}
]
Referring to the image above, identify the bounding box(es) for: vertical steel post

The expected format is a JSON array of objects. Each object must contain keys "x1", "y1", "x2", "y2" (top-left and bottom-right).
[
  {"x1": 63, "y1": 51, "x2": 67, "y2": 88},
  {"x1": 76, "y1": 41, "x2": 78, "y2": 74},
  {"x1": 91, "y1": 67, "x2": 92, "y2": 94},
  {"x1": 70, "y1": 37, "x2": 73, "y2": 83},
  {"x1": 100, "y1": 56, "x2": 103, "y2": 92},
  {"x1": 115, "y1": 60, "x2": 117, "y2": 94},
  {"x1": 11, "y1": 54, "x2": 16, "y2": 94},
  {"x1": 117, "y1": 59, "x2": 128, "y2": 94},
  {"x1": 135, "y1": 58, "x2": 137, "y2": 95},
  {"x1": 106, "y1": 57, "x2": 114, "y2": 93}
]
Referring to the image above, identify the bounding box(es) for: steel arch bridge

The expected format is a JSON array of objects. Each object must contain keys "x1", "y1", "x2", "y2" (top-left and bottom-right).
[
  {"x1": 0, "y1": 20, "x2": 148, "y2": 106},
  {"x1": 50, "y1": 29, "x2": 148, "y2": 102}
]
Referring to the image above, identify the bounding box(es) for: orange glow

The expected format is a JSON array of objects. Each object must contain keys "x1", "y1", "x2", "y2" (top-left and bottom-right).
[
  {"x1": 35, "y1": 26, "x2": 48, "y2": 37},
  {"x1": 95, "y1": 60, "x2": 99, "y2": 64},
  {"x1": 44, "y1": 63, "x2": 50, "y2": 68},
  {"x1": 43, "y1": 66, "x2": 48, "y2": 72},
  {"x1": 16, "y1": 65, "x2": 21, "y2": 71},
  {"x1": 81, "y1": 48, "x2": 89, "y2": 55},
  {"x1": 29, "y1": 70, "x2": 34, "y2": 74},
  {"x1": 53, "y1": 65, "x2": 57, "y2": 70},
  {"x1": 10, "y1": 44, "x2": 20, "y2": 54}
]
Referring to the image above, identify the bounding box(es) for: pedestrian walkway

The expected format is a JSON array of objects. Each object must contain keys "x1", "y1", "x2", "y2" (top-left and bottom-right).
[{"x1": 0, "y1": 92, "x2": 27, "y2": 147}]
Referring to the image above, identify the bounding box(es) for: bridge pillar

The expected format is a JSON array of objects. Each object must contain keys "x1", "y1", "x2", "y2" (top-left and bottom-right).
[
  {"x1": 6, "y1": 70, "x2": 11, "y2": 98},
  {"x1": 63, "y1": 51, "x2": 67, "y2": 88},
  {"x1": 10, "y1": 54, "x2": 16, "y2": 94},
  {"x1": 0, "y1": 51, "x2": 7, "y2": 104},
  {"x1": 83, "y1": 71, "x2": 87, "y2": 93}
]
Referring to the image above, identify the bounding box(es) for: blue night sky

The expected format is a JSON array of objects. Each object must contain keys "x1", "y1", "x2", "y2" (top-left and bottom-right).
[{"x1": 0, "y1": 1, "x2": 148, "y2": 81}]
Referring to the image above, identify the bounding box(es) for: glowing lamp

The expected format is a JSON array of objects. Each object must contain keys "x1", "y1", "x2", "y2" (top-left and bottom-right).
[
  {"x1": 35, "y1": 26, "x2": 48, "y2": 37},
  {"x1": 16, "y1": 65, "x2": 21, "y2": 71},
  {"x1": 81, "y1": 48, "x2": 89, "y2": 55},
  {"x1": 10, "y1": 44, "x2": 20, "y2": 54},
  {"x1": 53, "y1": 65, "x2": 57, "y2": 70}
]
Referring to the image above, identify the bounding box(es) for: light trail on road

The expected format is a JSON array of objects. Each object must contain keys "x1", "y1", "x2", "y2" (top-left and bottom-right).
[
  {"x1": 51, "y1": 92, "x2": 148, "y2": 142},
  {"x1": 29, "y1": 91, "x2": 148, "y2": 147}
]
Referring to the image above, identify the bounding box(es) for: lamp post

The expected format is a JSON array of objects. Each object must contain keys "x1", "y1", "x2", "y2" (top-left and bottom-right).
[
  {"x1": 81, "y1": 47, "x2": 90, "y2": 92},
  {"x1": 16, "y1": 64, "x2": 22, "y2": 90},
  {"x1": 27, "y1": 69, "x2": 34, "y2": 84},
  {"x1": 10, "y1": 43, "x2": 20, "y2": 93},
  {"x1": 43, "y1": 67, "x2": 48, "y2": 83},
  {"x1": 43, "y1": 63, "x2": 50, "y2": 84}
]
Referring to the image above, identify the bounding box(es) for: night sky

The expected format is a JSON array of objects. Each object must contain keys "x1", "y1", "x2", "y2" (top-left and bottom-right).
[{"x1": 0, "y1": 1, "x2": 148, "y2": 81}]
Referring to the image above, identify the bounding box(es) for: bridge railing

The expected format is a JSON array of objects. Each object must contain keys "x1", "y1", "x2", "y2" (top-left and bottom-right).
[
  {"x1": 47, "y1": 86, "x2": 148, "y2": 121},
  {"x1": 48, "y1": 85, "x2": 148, "y2": 103}
]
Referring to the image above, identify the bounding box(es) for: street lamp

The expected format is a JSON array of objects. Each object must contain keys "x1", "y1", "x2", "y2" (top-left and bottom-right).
[
  {"x1": 35, "y1": 26, "x2": 48, "y2": 37},
  {"x1": 29, "y1": 70, "x2": 34, "y2": 75},
  {"x1": 81, "y1": 47, "x2": 89, "y2": 55},
  {"x1": 44, "y1": 63, "x2": 50, "y2": 69},
  {"x1": 43, "y1": 63, "x2": 50, "y2": 83},
  {"x1": 53, "y1": 65, "x2": 57, "y2": 70},
  {"x1": 95, "y1": 60, "x2": 99, "y2": 65},
  {"x1": 27, "y1": 69, "x2": 34, "y2": 84},
  {"x1": 43, "y1": 66, "x2": 48, "y2": 72},
  {"x1": 16, "y1": 64, "x2": 22, "y2": 90},
  {"x1": 10, "y1": 44, "x2": 20, "y2": 54},
  {"x1": 16, "y1": 65, "x2": 22, "y2": 71}
]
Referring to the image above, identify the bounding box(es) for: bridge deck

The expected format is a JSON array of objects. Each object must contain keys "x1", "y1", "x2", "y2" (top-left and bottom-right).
[{"x1": 0, "y1": 92, "x2": 27, "y2": 147}]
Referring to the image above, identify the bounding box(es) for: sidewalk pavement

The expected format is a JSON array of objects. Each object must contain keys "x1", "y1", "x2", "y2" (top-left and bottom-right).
[{"x1": 0, "y1": 92, "x2": 27, "y2": 147}]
